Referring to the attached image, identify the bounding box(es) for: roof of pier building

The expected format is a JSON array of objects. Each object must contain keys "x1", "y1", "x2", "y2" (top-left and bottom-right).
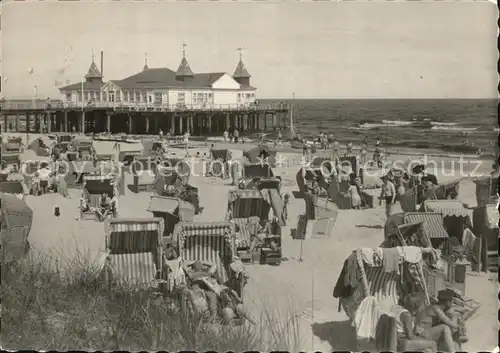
[
  {"x1": 60, "y1": 48, "x2": 255, "y2": 91},
  {"x1": 60, "y1": 68, "x2": 255, "y2": 91}
]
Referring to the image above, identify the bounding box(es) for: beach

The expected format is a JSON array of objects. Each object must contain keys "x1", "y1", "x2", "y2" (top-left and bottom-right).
[{"x1": 9, "y1": 133, "x2": 496, "y2": 351}]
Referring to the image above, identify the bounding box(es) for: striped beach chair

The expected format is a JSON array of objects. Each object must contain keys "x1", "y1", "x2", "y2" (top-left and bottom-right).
[
  {"x1": 104, "y1": 217, "x2": 164, "y2": 290},
  {"x1": 338, "y1": 247, "x2": 430, "y2": 351},
  {"x1": 226, "y1": 189, "x2": 271, "y2": 250},
  {"x1": 173, "y1": 221, "x2": 246, "y2": 297}
]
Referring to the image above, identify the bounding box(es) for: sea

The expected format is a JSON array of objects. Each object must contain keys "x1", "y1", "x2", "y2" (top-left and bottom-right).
[{"x1": 263, "y1": 99, "x2": 498, "y2": 155}]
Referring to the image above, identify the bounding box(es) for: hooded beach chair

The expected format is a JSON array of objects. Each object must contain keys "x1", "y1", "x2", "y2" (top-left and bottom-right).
[
  {"x1": 173, "y1": 221, "x2": 247, "y2": 298},
  {"x1": 131, "y1": 156, "x2": 157, "y2": 193},
  {"x1": 147, "y1": 195, "x2": 195, "y2": 238},
  {"x1": 473, "y1": 174, "x2": 498, "y2": 207},
  {"x1": 103, "y1": 217, "x2": 164, "y2": 289},
  {"x1": 80, "y1": 174, "x2": 117, "y2": 220},
  {"x1": 226, "y1": 189, "x2": 272, "y2": 250},
  {"x1": 472, "y1": 204, "x2": 499, "y2": 272},
  {"x1": 0, "y1": 192, "x2": 33, "y2": 264},
  {"x1": 335, "y1": 247, "x2": 431, "y2": 351}
]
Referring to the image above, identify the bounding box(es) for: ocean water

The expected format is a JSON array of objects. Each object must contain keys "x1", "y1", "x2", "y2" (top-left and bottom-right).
[{"x1": 264, "y1": 99, "x2": 498, "y2": 154}]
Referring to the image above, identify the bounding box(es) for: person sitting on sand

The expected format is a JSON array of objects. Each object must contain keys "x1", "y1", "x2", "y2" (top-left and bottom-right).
[
  {"x1": 422, "y1": 289, "x2": 465, "y2": 344},
  {"x1": 96, "y1": 192, "x2": 112, "y2": 221},
  {"x1": 182, "y1": 260, "x2": 220, "y2": 321},
  {"x1": 392, "y1": 293, "x2": 437, "y2": 352},
  {"x1": 405, "y1": 289, "x2": 465, "y2": 352}
]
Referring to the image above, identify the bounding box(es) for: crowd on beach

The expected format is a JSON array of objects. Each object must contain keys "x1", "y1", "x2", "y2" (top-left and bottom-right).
[{"x1": 1, "y1": 128, "x2": 492, "y2": 348}]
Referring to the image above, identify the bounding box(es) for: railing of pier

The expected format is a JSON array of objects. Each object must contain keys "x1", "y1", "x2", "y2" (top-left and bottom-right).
[{"x1": 0, "y1": 100, "x2": 290, "y2": 112}]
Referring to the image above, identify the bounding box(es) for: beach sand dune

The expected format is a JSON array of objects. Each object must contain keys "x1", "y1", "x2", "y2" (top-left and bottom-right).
[{"x1": 22, "y1": 142, "x2": 497, "y2": 351}]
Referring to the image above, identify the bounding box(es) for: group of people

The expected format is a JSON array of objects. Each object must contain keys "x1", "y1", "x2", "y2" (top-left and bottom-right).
[
  {"x1": 223, "y1": 128, "x2": 241, "y2": 144},
  {"x1": 0, "y1": 154, "x2": 71, "y2": 198},
  {"x1": 80, "y1": 189, "x2": 118, "y2": 221},
  {"x1": 302, "y1": 135, "x2": 381, "y2": 164},
  {"x1": 393, "y1": 289, "x2": 466, "y2": 352}
]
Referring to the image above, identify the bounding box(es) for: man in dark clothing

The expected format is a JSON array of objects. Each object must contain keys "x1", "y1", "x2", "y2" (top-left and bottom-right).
[{"x1": 259, "y1": 147, "x2": 270, "y2": 162}]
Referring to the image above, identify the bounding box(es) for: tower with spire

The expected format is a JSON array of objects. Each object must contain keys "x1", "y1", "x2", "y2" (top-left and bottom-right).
[
  {"x1": 233, "y1": 47, "x2": 251, "y2": 86},
  {"x1": 143, "y1": 52, "x2": 149, "y2": 71},
  {"x1": 175, "y1": 43, "x2": 194, "y2": 83},
  {"x1": 85, "y1": 51, "x2": 103, "y2": 84}
]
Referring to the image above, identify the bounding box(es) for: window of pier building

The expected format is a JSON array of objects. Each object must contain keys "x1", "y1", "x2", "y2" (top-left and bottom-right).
[
  {"x1": 177, "y1": 92, "x2": 186, "y2": 104},
  {"x1": 135, "y1": 91, "x2": 141, "y2": 103},
  {"x1": 123, "y1": 91, "x2": 129, "y2": 102},
  {"x1": 78, "y1": 92, "x2": 82, "y2": 102},
  {"x1": 65, "y1": 92, "x2": 71, "y2": 101},
  {"x1": 193, "y1": 92, "x2": 211, "y2": 105},
  {"x1": 95, "y1": 91, "x2": 101, "y2": 102},
  {"x1": 130, "y1": 91, "x2": 135, "y2": 102},
  {"x1": 115, "y1": 91, "x2": 121, "y2": 102},
  {"x1": 154, "y1": 92, "x2": 162, "y2": 104},
  {"x1": 102, "y1": 91, "x2": 107, "y2": 102},
  {"x1": 108, "y1": 91, "x2": 115, "y2": 102}
]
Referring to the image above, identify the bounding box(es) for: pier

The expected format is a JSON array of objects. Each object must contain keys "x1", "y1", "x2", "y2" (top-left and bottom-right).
[{"x1": 0, "y1": 100, "x2": 290, "y2": 136}]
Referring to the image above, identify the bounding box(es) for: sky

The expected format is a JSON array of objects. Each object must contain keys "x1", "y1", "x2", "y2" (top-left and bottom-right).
[{"x1": 2, "y1": 2, "x2": 497, "y2": 99}]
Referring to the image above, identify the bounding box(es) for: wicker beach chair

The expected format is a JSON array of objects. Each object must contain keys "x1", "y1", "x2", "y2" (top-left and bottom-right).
[
  {"x1": 0, "y1": 192, "x2": 33, "y2": 263},
  {"x1": 147, "y1": 195, "x2": 195, "y2": 238},
  {"x1": 80, "y1": 175, "x2": 117, "y2": 220},
  {"x1": 173, "y1": 221, "x2": 247, "y2": 299},
  {"x1": 103, "y1": 217, "x2": 164, "y2": 290}
]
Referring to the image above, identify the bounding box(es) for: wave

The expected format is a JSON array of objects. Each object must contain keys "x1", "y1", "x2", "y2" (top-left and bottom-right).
[
  {"x1": 381, "y1": 120, "x2": 413, "y2": 126},
  {"x1": 430, "y1": 121, "x2": 458, "y2": 126},
  {"x1": 430, "y1": 126, "x2": 477, "y2": 132},
  {"x1": 358, "y1": 123, "x2": 386, "y2": 129}
]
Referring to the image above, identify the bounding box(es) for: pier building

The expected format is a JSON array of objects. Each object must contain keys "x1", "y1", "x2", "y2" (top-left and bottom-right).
[{"x1": 0, "y1": 48, "x2": 289, "y2": 136}]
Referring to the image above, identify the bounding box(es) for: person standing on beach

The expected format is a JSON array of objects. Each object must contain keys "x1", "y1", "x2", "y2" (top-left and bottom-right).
[
  {"x1": 379, "y1": 177, "x2": 396, "y2": 219},
  {"x1": 234, "y1": 128, "x2": 239, "y2": 143},
  {"x1": 223, "y1": 129, "x2": 229, "y2": 142},
  {"x1": 360, "y1": 141, "x2": 368, "y2": 166},
  {"x1": 183, "y1": 130, "x2": 190, "y2": 151},
  {"x1": 328, "y1": 133, "x2": 334, "y2": 148},
  {"x1": 332, "y1": 138, "x2": 339, "y2": 161},
  {"x1": 346, "y1": 140, "x2": 353, "y2": 154},
  {"x1": 159, "y1": 129, "x2": 164, "y2": 140}
]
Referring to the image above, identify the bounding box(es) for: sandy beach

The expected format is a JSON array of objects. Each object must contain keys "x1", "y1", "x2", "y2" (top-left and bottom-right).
[{"x1": 10, "y1": 133, "x2": 496, "y2": 352}]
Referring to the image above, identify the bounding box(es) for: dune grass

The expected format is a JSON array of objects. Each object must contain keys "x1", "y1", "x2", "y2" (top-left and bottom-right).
[{"x1": 1, "y1": 250, "x2": 304, "y2": 351}]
